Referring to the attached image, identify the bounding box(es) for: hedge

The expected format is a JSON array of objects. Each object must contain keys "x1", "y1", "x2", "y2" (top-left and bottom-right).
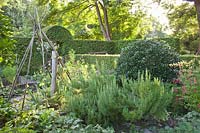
[
  {"x1": 60, "y1": 38, "x2": 180, "y2": 55},
  {"x1": 15, "y1": 37, "x2": 180, "y2": 56},
  {"x1": 180, "y1": 54, "x2": 200, "y2": 61},
  {"x1": 152, "y1": 37, "x2": 181, "y2": 52},
  {"x1": 14, "y1": 38, "x2": 49, "y2": 74},
  {"x1": 60, "y1": 40, "x2": 134, "y2": 55},
  {"x1": 61, "y1": 40, "x2": 115, "y2": 55}
]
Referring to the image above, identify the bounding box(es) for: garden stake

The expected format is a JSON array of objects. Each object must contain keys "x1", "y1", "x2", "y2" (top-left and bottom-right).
[
  {"x1": 21, "y1": 83, "x2": 28, "y2": 111},
  {"x1": 51, "y1": 51, "x2": 57, "y2": 96},
  {"x1": 9, "y1": 8, "x2": 71, "y2": 100}
]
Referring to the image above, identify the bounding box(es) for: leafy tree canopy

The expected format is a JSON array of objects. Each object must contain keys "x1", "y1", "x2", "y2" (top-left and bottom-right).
[
  {"x1": 168, "y1": 3, "x2": 197, "y2": 39},
  {"x1": 0, "y1": 8, "x2": 15, "y2": 66},
  {"x1": 38, "y1": 0, "x2": 153, "y2": 40}
]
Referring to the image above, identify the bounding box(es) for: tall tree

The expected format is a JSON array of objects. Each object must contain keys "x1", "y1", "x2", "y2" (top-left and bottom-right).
[
  {"x1": 167, "y1": 3, "x2": 198, "y2": 52},
  {"x1": 40, "y1": 0, "x2": 150, "y2": 40},
  {"x1": 183, "y1": 0, "x2": 200, "y2": 53},
  {"x1": 160, "y1": 0, "x2": 200, "y2": 53},
  {"x1": 185, "y1": 0, "x2": 200, "y2": 31},
  {"x1": 168, "y1": 3, "x2": 197, "y2": 39}
]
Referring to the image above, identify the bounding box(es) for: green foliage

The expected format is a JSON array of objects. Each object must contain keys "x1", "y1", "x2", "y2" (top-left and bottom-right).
[
  {"x1": 116, "y1": 40, "x2": 180, "y2": 82},
  {"x1": 113, "y1": 40, "x2": 137, "y2": 54},
  {"x1": 27, "y1": 51, "x2": 90, "y2": 110},
  {"x1": 108, "y1": 1, "x2": 151, "y2": 40},
  {"x1": 180, "y1": 55, "x2": 200, "y2": 62},
  {"x1": 65, "y1": 73, "x2": 123, "y2": 125},
  {"x1": 173, "y1": 64, "x2": 200, "y2": 113},
  {"x1": 156, "y1": 111, "x2": 200, "y2": 133},
  {"x1": 168, "y1": 3, "x2": 198, "y2": 53},
  {"x1": 0, "y1": 12, "x2": 15, "y2": 66},
  {"x1": 1, "y1": 108, "x2": 114, "y2": 133},
  {"x1": 61, "y1": 40, "x2": 118, "y2": 55},
  {"x1": 189, "y1": 38, "x2": 200, "y2": 52},
  {"x1": 28, "y1": 86, "x2": 64, "y2": 110},
  {"x1": 46, "y1": 25, "x2": 73, "y2": 44},
  {"x1": 168, "y1": 3, "x2": 197, "y2": 40},
  {"x1": 153, "y1": 37, "x2": 181, "y2": 52},
  {"x1": 61, "y1": 57, "x2": 172, "y2": 126},
  {"x1": 75, "y1": 54, "x2": 118, "y2": 70},
  {"x1": 14, "y1": 38, "x2": 48, "y2": 75},
  {"x1": 60, "y1": 38, "x2": 182, "y2": 55},
  {"x1": 70, "y1": 54, "x2": 200, "y2": 72},
  {"x1": 27, "y1": 71, "x2": 64, "y2": 109},
  {"x1": 122, "y1": 71, "x2": 172, "y2": 121},
  {"x1": 16, "y1": 37, "x2": 184, "y2": 57},
  {"x1": 42, "y1": 0, "x2": 151, "y2": 40},
  {"x1": 0, "y1": 97, "x2": 16, "y2": 128},
  {"x1": 2, "y1": 0, "x2": 30, "y2": 37},
  {"x1": 12, "y1": 38, "x2": 196, "y2": 76},
  {"x1": 1, "y1": 66, "x2": 16, "y2": 83},
  {"x1": 0, "y1": 128, "x2": 34, "y2": 133}
]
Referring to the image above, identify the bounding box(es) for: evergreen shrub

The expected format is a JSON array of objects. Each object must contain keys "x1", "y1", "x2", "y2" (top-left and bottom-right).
[
  {"x1": 116, "y1": 40, "x2": 180, "y2": 82},
  {"x1": 46, "y1": 25, "x2": 73, "y2": 44},
  {"x1": 64, "y1": 69, "x2": 171, "y2": 125},
  {"x1": 122, "y1": 71, "x2": 172, "y2": 121},
  {"x1": 62, "y1": 55, "x2": 172, "y2": 126}
]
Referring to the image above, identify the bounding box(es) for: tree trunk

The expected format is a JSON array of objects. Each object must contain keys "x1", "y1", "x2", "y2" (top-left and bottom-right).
[
  {"x1": 95, "y1": 1, "x2": 111, "y2": 41},
  {"x1": 99, "y1": 2, "x2": 111, "y2": 41},
  {"x1": 194, "y1": 0, "x2": 200, "y2": 54}
]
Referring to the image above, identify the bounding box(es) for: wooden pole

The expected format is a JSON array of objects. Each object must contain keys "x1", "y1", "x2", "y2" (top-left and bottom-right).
[
  {"x1": 21, "y1": 83, "x2": 28, "y2": 111},
  {"x1": 51, "y1": 51, "x2": 57, "y2": 96}
]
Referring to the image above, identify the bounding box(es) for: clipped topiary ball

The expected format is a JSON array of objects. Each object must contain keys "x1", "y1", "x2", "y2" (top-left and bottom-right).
[
  {"x1": 46, "y1": 25, "x2": 73, "y2": 43},
  {"x1": 116, "y1": 40, "x2": 180, "y2": 82}
]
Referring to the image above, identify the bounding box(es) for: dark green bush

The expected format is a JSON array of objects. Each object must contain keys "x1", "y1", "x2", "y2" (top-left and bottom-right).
[
  {"x1": 113, "y1": 40, "x2": 135, "y2": 54},
  {"x1": 46, "y1": 25, "x2": 73, "y2": 44},
  {"x1": 116, "y1": 40, "x2": 180, "y2": 82}
]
